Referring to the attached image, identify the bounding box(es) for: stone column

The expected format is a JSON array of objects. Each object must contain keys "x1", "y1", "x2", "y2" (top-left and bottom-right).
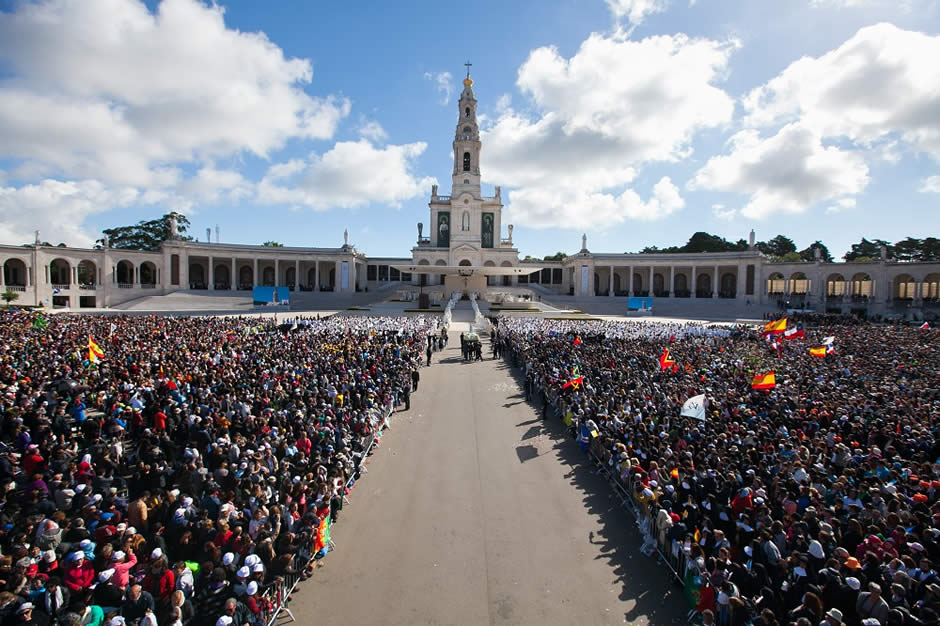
[
  {"x1": 274, "y1": 259, "x2": 280, "y2": 287},
  {"x1": 253, "y1": 258, "x2": 259, "y2": 287},
  {"x1": 649, "y1": 266, "x2": 654, "y2": 297},
  {"x1": 315, "y1": 261, "x2": 320, "y2": 291},
  {"x1": 628, "y1": 266, "x2": 633, "y2": 296},
  {"x1": 608, "y1": 266, "x2": 614, "y2": 297},
  {"x1": 182, "y1": 251, "x2": 190, "y2": 290},
  {"x1": 669, "y1": 266, "x2": 675, "y2": 298},
  {"x1": 713, "y1": 265, "x2": 719, "y2": 298},
  {"x1": 294, "y1": 259, "x2": 300, "y2": 291},
  {"x1": 691, "y1": 265, "x2": 697, "y2": 298},
  {"x1": 736, "y1": 262, "x2": 746, "y2": 302},
  {"x1": 231, "y1": 258, "x2": 236, "y2": 291},
  {"x1": 209, "y1": 256, "x2": 215, "y2": 290}
]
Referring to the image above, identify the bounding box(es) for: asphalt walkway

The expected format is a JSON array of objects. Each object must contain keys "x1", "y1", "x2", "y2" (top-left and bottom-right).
[{"x1": 293, "y1": 333, "x2": 688, "y2": 625}]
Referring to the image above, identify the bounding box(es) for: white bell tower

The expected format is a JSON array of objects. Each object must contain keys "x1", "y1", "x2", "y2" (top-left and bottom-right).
[{"x1": 452, "y1": 62, "x2": 481, "y2": 197}]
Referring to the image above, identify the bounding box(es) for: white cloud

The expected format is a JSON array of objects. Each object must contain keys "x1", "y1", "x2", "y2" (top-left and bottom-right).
[
  {"x1": 691, "y1": 123, "x2": 869, "y2": 219},
  {"x1": 0, "y1": 179, "x2": 140, "y2": 246},
  {"x1": 483, "y1": 31, "x2": 735, "y2": 229},
  {"x1": 921, "y1": 175, "x2": 940, "y2": 193},
  {"x1": 424, "y1": 71, "x2": 454, "y2": 105},
  {"x1": 506, "y1": 176, "x2": 684, "y2": 230},
  {"x1": 605, "y1": 0, "x2": 669, "y2": 25},
  {"x1": 257, "y1": 140, "x2": 435, "y2": 210},
  {"x1": 712, "y1": 204, "x2": 737, "y2": 220},
  {"x1": 0, "y1": 0, "x2": 349, "y2": 188},
  {"x1": 358, "y1": 120, "x2": 389, "y2": 142},
  {"x1": 742, "y1": 23, "x2": 940, "y2": 160},
  {"x1": 826, "y1": 197, "x2": 857, "y2": 213}
]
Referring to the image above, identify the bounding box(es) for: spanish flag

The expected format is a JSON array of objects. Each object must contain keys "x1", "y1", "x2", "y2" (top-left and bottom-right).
[
  {"x1": 762, "y1": 318, "x2": 787, "y2": 335},
  {"x1": 751, "y1": 371, "x2": 776, "y2": 390},
  {"x1": 659, "y1": 348, "x2": 676, "y2": 371},
  {"x1": 88, "y1": 336, "x2": 105, "y2": 363},
  {"x1": 809, "y1": 346, "x2": 828, "y2": 358}
]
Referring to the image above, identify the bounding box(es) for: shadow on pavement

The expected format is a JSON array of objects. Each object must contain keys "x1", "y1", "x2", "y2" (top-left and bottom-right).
[{"x1": 500, "y1": 356, "x2": 689, "y2": 625}]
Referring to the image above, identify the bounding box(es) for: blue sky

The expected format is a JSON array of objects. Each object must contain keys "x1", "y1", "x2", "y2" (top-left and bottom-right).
[{"x1": 0, "y1": 0, "x2": 938, "y2": 259}]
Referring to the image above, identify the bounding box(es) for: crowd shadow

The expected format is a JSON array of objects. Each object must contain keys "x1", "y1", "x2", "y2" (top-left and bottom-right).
[{"x1": 499, "y1": 356, "x2": 689, "y2": 625}]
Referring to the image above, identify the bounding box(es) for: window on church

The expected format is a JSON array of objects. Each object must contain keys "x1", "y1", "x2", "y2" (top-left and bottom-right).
[
  {"x1": 463, "y1": 152, "x2": 471, "y2": 172},
  {"x1": 465, "y1": 107, "x2": 470, "y2": 117},
  {"x1": 463, "y1": 126, "x2": 471, "y2": 133}
]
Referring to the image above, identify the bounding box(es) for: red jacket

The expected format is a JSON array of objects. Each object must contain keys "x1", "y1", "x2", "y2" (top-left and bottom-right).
[{"x1": 63, "y1": 560, "x2": 95, "y2": 591}]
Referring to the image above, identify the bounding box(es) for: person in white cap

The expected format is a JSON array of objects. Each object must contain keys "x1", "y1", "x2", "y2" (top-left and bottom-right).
[
  {"x1": 94, "y1": 568, "x2": 124, "y2": 609},
  {"x1": 111, "y1": 549, "x2": 137, "y2": 589}
]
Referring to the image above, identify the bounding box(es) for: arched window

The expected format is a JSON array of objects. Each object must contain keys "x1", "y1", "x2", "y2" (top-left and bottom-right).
[
  {"x1": 465, "y1": 106, "x2": 470, "y2": 117},
  {"x1": 463, "y1": 126, "x2": 471, "y2": 133},
  {"x1": 463, "y1": 152, "x2": 471, "y2": 172}
]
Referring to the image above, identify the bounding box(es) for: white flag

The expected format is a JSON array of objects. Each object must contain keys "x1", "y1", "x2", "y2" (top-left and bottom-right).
[{"x1": 681, "y1": 394, "x2": 707, "y2": 421}]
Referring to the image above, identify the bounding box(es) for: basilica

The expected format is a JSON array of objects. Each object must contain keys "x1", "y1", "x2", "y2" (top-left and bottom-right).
[{"x1": 1, "y1": 72, "x2": 938, "y2": 319}]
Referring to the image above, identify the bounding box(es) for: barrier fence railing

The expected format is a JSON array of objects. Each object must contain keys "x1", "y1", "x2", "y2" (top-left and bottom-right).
[
  {"x1": 259, "y1": 400, "x2": 395, "y2": 626},
  {"x1": 582, "y1": 420, "x2": 701, "y2": 611}
]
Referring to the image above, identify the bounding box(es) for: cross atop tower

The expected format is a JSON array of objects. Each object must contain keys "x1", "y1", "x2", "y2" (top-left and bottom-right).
[{"x1": 464, "y1": 60, "x2": 472, "y2": 78}]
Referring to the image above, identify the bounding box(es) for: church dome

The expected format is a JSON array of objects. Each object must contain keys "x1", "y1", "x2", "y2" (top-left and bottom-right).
[{"x1": 463, "y1": 76, "x2": 473, "y2": 88}]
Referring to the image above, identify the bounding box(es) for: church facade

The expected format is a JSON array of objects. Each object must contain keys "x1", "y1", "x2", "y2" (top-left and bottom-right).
[{"x1": 1, "y1": 71, "x2": 939, "y2": 317}]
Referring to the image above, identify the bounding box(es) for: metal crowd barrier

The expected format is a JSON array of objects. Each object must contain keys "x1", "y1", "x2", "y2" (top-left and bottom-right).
[{"x1": 262, "y1": 400, "x2": 394, "y2": 626}]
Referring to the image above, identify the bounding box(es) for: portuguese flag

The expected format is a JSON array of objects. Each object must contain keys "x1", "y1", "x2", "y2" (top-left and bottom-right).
[{"x1": 314, "y1": 516, "x2": 331, "y2": 553}]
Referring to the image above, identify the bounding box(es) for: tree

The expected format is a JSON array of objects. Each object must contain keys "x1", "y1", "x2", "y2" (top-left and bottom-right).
[
  {"x1": 262, "y1": 241, "x2": 284, "y2": 247},
  {"x1": 893, "y1": 237, "x2": 923, "y2": 262},
  {"x1": 637, "y1": 232, "x2": 747, "y2": 254},
  {"x1": 2, "y1": 290, "x2": 19, "y2": 307},
  {"x1": 756, "y1": 235, "x2": 797, "y2": 258},
  {"x1": 844, "y1": 238, "x2": 891, "y2": 261},
  {"x1": 799, "y1": 241, "x2": 833, "y2": 263},
  {"x1": 97, "y1": 212, "x2": 191, "y2": 250},
  {"x1": 543, "y1": 252, "x2": 568, "y2": 261}
]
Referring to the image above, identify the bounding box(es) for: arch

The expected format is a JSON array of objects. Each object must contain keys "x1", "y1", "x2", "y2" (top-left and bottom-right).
[
  {"x1": 484, "y1": 260, "x2": 497, "y2": 285},
  {"x1": 766, "y1": 272, "x2": 785, "y2": 296},
  {"x1": 189, "y1": 263, "x2": 205, "y2": 288},
  {"x1": 850, "y1": 272, "x2": 872, "y2": 298},
  {"x1": 49, "y1": 258, "x2": 71, "y2": 286},
  {"x1": 501, "y1": 260, "x2": 513, "y2": 287},
  {"x1": 720, "y1": 272, "x2": 736, "y2": 297},
  {"x1": 633, "y1": 272, "x2": 644, "y2": 295},
  {"x1": 262, "y1": 266, "x2": 275, "y2": 286},
  {"x1": 826, "y1": 273, "x2": 846, "y2": 297},
  {"x1": 594, "y1": 273, "x2": 601, "y2": 295},
  {"x1": 434, "y1": 259, "x2": 447, "y2": 265},
  {"x1": 458, "y1": 259, "x2": 472, "y2": 266},
  {"x1": 328, "y1": 267, "x2": 335, "y2": 289},
  {"x1": 435, "y1": 259, "x2": 446, "y2": 285},
  {"x1": 77, "y1": 260, "x2": 96, "y2": 287},
  {"x1": 674, "y1": 273, "x2": 688, "y2": 296},
  {"x1": 239, "y1": 265, "x2": 254, "y2": 289},
  {"x1": 613, "y1": 272, "x2": 621, "y2": 294},
  {"x1": 894, "y1": 273, "x2": 917, "y2": 300},
  {"x1": 923, "y1": 273, "x2": 940, "y2": 301},
  {"x1": 3, "y1": 258, "x2": 28, "y2": 287},
  {"x1": 116, "y1": 260, "x2": 134, "y2": 285},
  {"x1": 285, "y1": 266, "x2": 296, "y2": 288},
  {"x1": 696, "y1": 272, "x2": 712, "y2": 296},
  {"x1": 789, "y1": 271, "x2": 808, "y2": 295},
  {"x1": 140, "y1": 261, "x2": 157, "y2": 286},
  {"x1": 307, "y1": 267, "x2": 316, "y2": 290},
  {"x1": 213, "y1": 263, "x2": 230, "y2": 289},
  {"x1": 463, "y1": 152, "x2": 471, "y2": 172},
  {"x1": 653, "y1": 273, "x2": 665, "y2": 296},
  {"x1": 465, "y1": 106, "x2": 470, "y2": 118},
  {"x1": 170, "y1": 254, "x2": 180, "y2": 285}
]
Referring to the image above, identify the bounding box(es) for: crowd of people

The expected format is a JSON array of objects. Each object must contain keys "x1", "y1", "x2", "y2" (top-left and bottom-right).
[
  {"x1": 0, "y1": 310, "x2": 433, "y2": 626},
  {"x1": 498, "y1": 316, "x2": 940, "y2": 626}
]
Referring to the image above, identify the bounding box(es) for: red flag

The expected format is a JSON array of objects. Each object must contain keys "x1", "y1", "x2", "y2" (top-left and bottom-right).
[
  {"x1": 921, "y1": 322, "x2": 930, "y2": 330},
  {"x1": 572, "y1": 336, "x2": 582, "y2": 345}
]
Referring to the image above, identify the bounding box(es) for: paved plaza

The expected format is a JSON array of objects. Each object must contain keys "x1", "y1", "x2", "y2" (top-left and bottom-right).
[{"x1": 293, "y1": 325, "x2": 688, "y2": 625}]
